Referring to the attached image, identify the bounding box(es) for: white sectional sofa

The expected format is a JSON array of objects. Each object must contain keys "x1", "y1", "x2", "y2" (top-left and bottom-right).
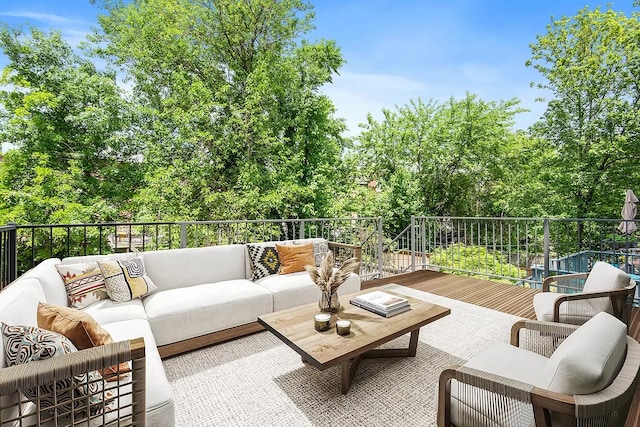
[{"x1": 0, "y1": 238, "x2": 361, "y2": 426}]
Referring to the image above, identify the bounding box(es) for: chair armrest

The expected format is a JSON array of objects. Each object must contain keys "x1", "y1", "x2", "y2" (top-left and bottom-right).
[
  {"x1": 0, "y1": 338, "x2": 146, "y2": 425},
  {"x1": 542, "y1": 272, "x2": 588, "y2": 292},
  {"x1": 511, "y1": 319, "x2": 579, "y2": 356},
  {"x1": 438, "y1": 365, "x2": 537, "y2": 427},
  {"x1": 552, "y1": 283, "x2": 636, "y2": 323}
]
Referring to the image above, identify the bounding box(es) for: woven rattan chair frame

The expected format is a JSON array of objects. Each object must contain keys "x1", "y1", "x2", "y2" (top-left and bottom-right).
[
  {"x1": 438, "y1": 320, "x2": 640, "y2": 427},
  {"x1": 542, "y1": 273, "x2": 636, "y2": 326},
  {"x1": 0, "y1": 337, "x2": 146, "y2": 426}
]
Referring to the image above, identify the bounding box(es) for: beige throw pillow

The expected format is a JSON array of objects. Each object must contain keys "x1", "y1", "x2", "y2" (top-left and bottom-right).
[{"x1": 55, "y1": 262, "x2": 110, "y2": 309}]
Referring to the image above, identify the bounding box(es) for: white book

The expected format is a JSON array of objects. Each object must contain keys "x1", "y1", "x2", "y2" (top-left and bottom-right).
[{"x1": 352, "y1": 291, "x2": 409, "y2": 312}]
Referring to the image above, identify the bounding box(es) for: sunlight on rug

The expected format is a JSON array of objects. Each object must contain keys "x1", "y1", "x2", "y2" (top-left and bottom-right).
[{"x1": 163, "y1": 284, "x2": 522, "y2": 427}]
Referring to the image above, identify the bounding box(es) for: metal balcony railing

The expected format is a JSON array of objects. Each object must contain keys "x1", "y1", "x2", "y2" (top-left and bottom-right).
[{"x1": 3, "y1": 216, "x2": 639, "y2": 292}]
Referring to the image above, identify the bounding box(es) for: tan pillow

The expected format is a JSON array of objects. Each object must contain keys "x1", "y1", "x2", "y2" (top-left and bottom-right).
[
  {"x1": 37, "y1": 302, "x2": 130, "y2": 380},
  {"x1": 276, "y1": 242, "x2": 315, "y2": 274}
]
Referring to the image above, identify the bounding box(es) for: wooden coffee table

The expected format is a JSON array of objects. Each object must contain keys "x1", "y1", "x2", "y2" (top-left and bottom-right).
[{"x1": 257, "y1": 287, "x2": 450, "y2": 394}]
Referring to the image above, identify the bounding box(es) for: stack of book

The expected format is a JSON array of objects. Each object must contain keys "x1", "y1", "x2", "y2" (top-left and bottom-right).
[{"x1": 349, "y1": 291, "x2": 411, "y2": 317}]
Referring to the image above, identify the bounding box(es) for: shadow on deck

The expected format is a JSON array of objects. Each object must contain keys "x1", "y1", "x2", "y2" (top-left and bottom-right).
[{"x1": 362, "y1": 270, "x2": 640, "y2": 427}]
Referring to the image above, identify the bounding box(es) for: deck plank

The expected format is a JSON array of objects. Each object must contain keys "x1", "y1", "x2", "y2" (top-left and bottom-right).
[{"x1": 362, "y1": 270, "x2": 640, "y2": 426}]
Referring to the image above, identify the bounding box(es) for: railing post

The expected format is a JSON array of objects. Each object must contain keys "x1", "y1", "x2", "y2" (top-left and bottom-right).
[
  {"x1": 543, "y1": 218, "x2": 550, "y2": 282},
  {"x1": 421, "y1": 218, "x2": 426, "y2": 268},
  {"x1": 411, "y1": 215, "x2": 416, "y2": 272},
  {"x1": 180, "y1": 223, "x2": 187, "y2": 248},
  {"x1": 8, "y1": 223, "x2": 17, "y2": 284},
  {"x1": 377, "y1": 217, "x2": 384, "y2": 279},
  {"x1": 299, "y1": 219, "x2": 305, "y2": 240}
]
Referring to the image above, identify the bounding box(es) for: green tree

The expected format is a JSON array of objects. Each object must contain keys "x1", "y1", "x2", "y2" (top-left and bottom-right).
[
  {"x1": 527, "y1": 6, "x2": 640, "y2": 219},
  {"x1": 354, "y1": 94, "x2": 522, "y2": 233},
  {"x1": 0, "y1": 26, "x2": 141, "y2": 223},
  {"x1": 93, "y1": 0, "x2": 346, "y2": 220}
]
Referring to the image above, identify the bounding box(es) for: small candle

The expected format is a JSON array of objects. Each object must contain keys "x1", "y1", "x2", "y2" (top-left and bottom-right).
[
  {"x1": 314, "y1": 313, "x2": 331, "y2": 332},
  {"x1": 336, "y1": 319, "x2": 351, "y2": 336}
]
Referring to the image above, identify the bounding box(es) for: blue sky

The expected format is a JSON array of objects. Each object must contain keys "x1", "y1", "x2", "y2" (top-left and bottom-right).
[{"x1": 0, "y1": 0, "x2": 637, "y2": 136}]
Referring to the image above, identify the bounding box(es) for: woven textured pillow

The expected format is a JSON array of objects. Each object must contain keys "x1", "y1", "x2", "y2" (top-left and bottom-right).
[
  {"x1": 97, "y1": 257, "x2": 157, "y2": 303},
  {"x1": 1, "y1": 323, "x2": 108, "y2": 416},
  {"x1": 246, "y1": 244, "x2": 281, "y2": 281},
  {"x1": 37, "y1": 302, "x2": 130, "y2": 380},
  {"x1": 294, "y1": 239, "x2": 329, "y2": 266},
  {"x1": 276, "y1": 242, "x2": 315, "y2": 274},
  {"x1": 55, "y1": 262, "x2": 110, "y2": 309}
]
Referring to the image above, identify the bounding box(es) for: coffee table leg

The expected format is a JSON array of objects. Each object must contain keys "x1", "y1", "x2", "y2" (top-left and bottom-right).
[
  {"x1": 408, "y1": 328, "x2": 420, "y2": 357},
  {"x1": 341, "y1": 328, "x2": 420, "y2": 393},
  {"x1": 341, "y1": 355, "x2": 362, "y2": 394}
]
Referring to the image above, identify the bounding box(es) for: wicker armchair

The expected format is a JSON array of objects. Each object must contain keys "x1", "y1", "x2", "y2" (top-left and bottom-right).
[
  {"x1": 533, "y1": 261, "x2": 636, "y2": 325},
  {"x1": 437, "y1": 315, "x2": 640, "y2": 427},
  {"x1": 0, "y1": 338, "x2": 146, "y2": 426}
]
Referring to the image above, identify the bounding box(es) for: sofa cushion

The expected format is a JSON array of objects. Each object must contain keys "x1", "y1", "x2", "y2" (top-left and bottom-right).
[
  {"x1": 19, "y1": 258, "x2": 68, "y2": 307},
  {"x1": 0, "y1": 278, "x2": 46, "y2": 368},
  {"x1": 55, "y1": 262, "x2": 110, "y2": 309},
  {"x1": 276, "y1": 242, "x2": 315, "y2": 274},
  {"x1": 255, "y1": 271, "x2": 361, "y2": 312},
  {"x1": 142, "y1": 245, "x2": 247, "y2": 291},
  {"x1": 98, "y1": 257, "x2": 158, "y2": 302},
  {"x1": 583, "y1": 261, "x2": 631, "y2": 292},
  {"x1": 101, "y1": 318, "x2": 174, "y2": 422},
  {"x1": 545, "y1": 312, "x2": 627, "y2": 395},
  {"x1": 82, "y1": 298, "x2": 148, "y2": 324},
  {"x1": 61, "y1": 252, "x2": 137, "y2": 265},
  {"x1": 246, "y1": 244, "x2": 280, "y2": 280},
  {"x1": 142, "y1": 279, "x2": 273, "y2": 346},
  {"x1": 1, "y1": 323, "x2": 107, "y2": 416},
  {"x1": 37, "y1": 302, "x2": 130, "y2": 380},
  {"x1": 0, "y1": 278, "x2": 47, "y2": 423}
]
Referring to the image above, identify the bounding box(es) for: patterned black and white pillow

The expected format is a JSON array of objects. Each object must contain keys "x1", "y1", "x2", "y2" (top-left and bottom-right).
[
  {"x1": 246, "y1": 244, "x2": 281, "y2": 281},
  {"x1": 1, "y1": 323, "x2": 109, "y2": 416},
  {"x1": 294, "y1": 238, "x2": 329, "y2": 266}
]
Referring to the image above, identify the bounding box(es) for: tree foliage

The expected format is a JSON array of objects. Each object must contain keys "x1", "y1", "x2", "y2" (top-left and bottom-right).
[
  {"x1": 2, "y1": 2, "x2": 640, "y2": 233},
  {"x1": 527, "y1": 6, "x2": 640, "y2": 218},
  {"x1": 92, "y1": 0, "x2": 346, "y2": 220},
  {"x1": 0, "y1": 26, "x2": 141, "y2": 224},
  {"x1": 352, "y1": 94, "x2": 522, "y2": 233}
]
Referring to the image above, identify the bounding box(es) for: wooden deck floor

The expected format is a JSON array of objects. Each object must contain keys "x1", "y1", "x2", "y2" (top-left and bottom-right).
[{"x1": 362, "y1": 270, "x2": 640, "y2": 427}]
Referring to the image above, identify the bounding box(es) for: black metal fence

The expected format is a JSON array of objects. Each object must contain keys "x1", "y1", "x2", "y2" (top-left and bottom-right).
[
  {"x1": 2, "y1": 218, "x2": 383, "y2": 289},
  {"x1": 3, "y1": 216, "x2": 640, "y2": 291},
  {"x1": 0, "y1": 224, "x2": 17, "y2": 288}
]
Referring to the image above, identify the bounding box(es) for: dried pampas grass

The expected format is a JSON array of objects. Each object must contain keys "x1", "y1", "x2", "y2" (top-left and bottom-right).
[{"x1": 305, "y1": 250, "x2": 359, "y2": 293}]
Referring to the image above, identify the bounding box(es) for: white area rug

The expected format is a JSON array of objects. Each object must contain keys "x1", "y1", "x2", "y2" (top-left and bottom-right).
[{"x1": 163, "y1": 284, "x2": 523, "y2": 426}]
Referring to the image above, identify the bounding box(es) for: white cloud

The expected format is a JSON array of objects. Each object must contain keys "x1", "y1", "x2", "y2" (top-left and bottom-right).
[
  {"x1": 0, "y1": 10, "x2": 92, "y2": 47},
  {"x1": 323, "y1": 67, "x2": 548, "y2": 138},
  {"x1": 0, "y1": 11, "x2": 82, "y2": 26}
]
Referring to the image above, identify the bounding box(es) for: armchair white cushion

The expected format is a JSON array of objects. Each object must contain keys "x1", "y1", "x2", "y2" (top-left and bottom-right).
[
  {"x1": 533, "y1": 261, "x2": 635, "y2": 325},
  {"x1": 440, "y1": 313, "x2": 637, "y2": 427}
]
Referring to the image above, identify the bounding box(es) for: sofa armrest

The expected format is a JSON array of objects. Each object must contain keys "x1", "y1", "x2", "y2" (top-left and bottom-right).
[
  {"x1": 0, "y1": 338, "x2": 146, "y2": 426},
  {"x1": 328, "y1": 242, "x2": 362, "y2": 273}
]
